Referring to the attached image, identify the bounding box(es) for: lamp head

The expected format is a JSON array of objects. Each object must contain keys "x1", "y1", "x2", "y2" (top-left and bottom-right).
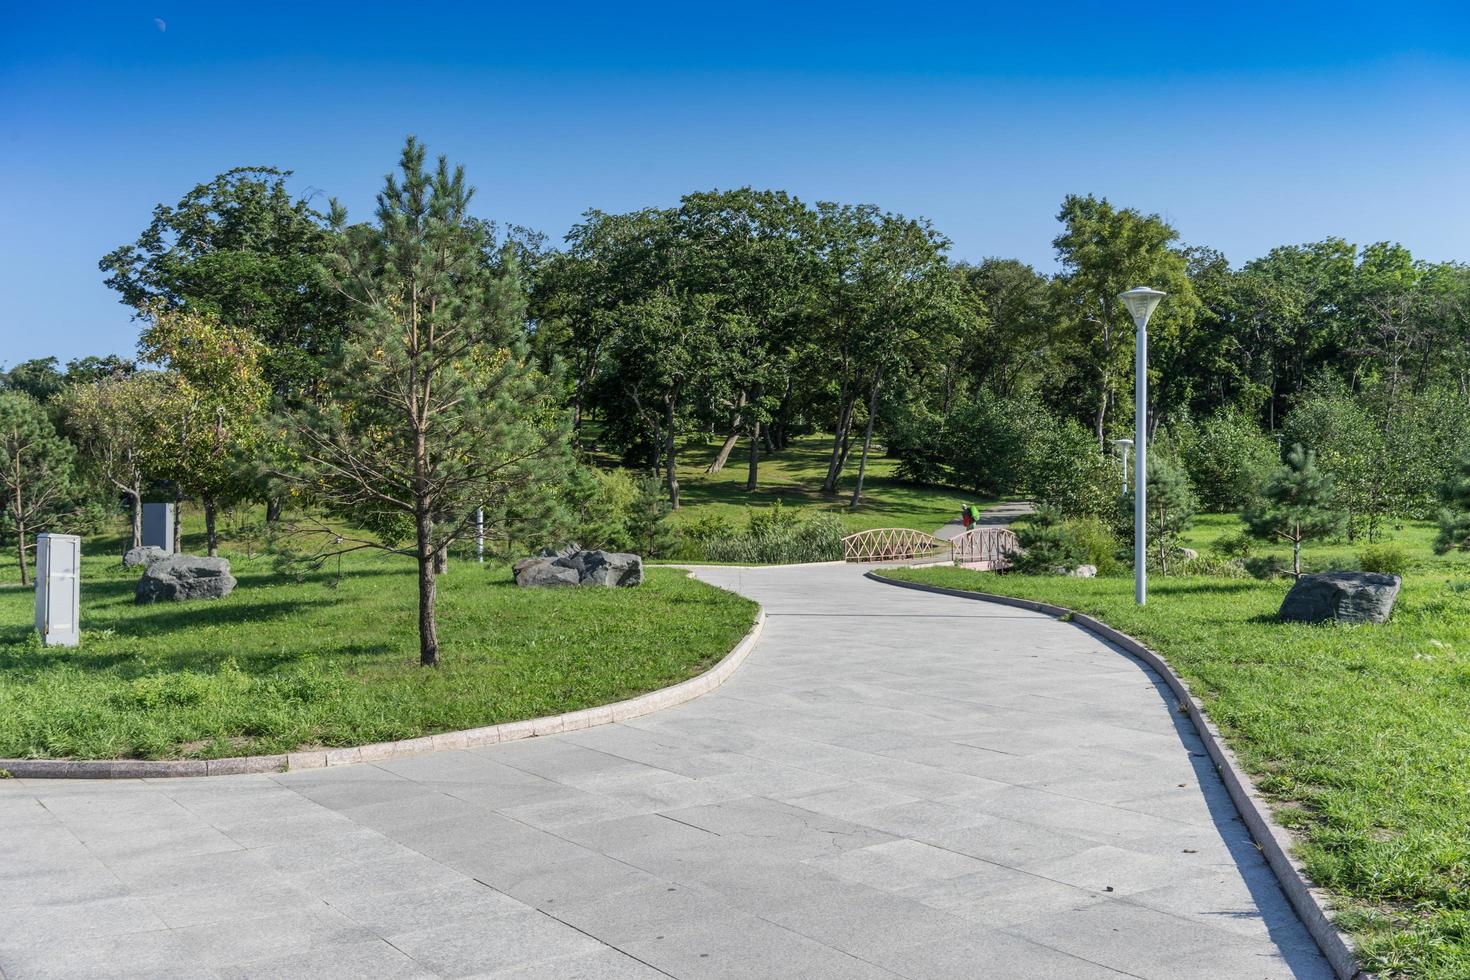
[{"x1": 1119, "y1": 287, "x2": 1166, "y2": 328}]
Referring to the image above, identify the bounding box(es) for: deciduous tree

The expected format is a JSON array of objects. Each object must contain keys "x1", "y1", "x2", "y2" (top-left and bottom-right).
[{"x1": 0, "y1": 392, "x2": 75, "y2": 585}]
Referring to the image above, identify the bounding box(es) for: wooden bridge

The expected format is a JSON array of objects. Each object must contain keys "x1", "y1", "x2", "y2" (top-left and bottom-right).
[
  {"x1": 949, "y1": 526, "x2": 1020, "y2": 571},
  {"x1": 841, "y1": 527, "x2": 950, "y2": 563},
  {"x1": 840, "y1": 525, "x2": 1019, "y2": 569}
]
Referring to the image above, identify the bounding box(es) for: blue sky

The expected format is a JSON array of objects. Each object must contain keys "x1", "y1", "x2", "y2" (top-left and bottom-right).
[{"x1": 3, "y1": 1, "x2": 1468, "y2": 365}]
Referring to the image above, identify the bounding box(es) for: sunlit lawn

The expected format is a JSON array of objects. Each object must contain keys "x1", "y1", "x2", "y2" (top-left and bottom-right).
[{"x1": 0, "y1": 535, "x2": 756, "y2": 761}]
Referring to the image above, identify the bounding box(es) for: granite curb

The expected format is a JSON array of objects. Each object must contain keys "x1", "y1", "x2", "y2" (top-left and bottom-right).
[
  {"x1": 1, "y1": 610, "x2": 766, "y2": 781},
  {"x1": 865, "y1": 571, "x2": 1367, "y2": 980}
]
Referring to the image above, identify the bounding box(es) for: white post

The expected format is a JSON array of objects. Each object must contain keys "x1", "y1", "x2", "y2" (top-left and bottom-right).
[
  {"x1": 1121, "y1": 445, "x2": 1128, "y2": 495},
  {"x1": 1119, "y1": 288, "x2": 1166, "y2": 607},
  {"x1": 476, "y1": 508, "x2": 484, "y2": 563},
  {"x1": 34, "y1": 533, "x2": 81, "y2": 647}
]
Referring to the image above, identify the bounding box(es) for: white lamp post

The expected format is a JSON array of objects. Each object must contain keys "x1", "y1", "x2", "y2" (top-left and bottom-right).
[
  {"x1": 1119, "y1": 287, "x2": 1166, "y2": 606},
  {"x1": 1112, "y1": 438, "x2": 1133, "y2": 495}
]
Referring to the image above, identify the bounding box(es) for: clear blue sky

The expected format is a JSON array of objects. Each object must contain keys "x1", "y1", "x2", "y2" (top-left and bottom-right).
[{"x1": 3, "y1": 1, "x2": 1468, "y2": 365}]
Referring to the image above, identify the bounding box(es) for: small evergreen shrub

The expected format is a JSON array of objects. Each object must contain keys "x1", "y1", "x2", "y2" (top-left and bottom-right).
[
  {"x1": 1357, "y1": 542, "x2": 1409, "y2": 577},
  {"x1": 1009, "y1": 509, "x2": 1089, "y2": 575}
]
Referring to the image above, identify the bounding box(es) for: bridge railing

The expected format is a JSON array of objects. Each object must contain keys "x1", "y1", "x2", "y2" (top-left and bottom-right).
[
  {"x1": 949, "y1": 526, "x2": 1020, "y2": 571},
  {"x1": 841, "y1": 527, "x2": 950, "y2": 563}
]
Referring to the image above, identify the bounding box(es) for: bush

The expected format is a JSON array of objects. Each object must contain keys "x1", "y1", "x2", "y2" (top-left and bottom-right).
[
  {"x1": 1357, "y1": 541, "x2": 1409, "y2": 577},
  {"x1": 701, "y1": 510, "x2": 844, "y2": 564},
  {"x1": 1177, "y1": 408, "x2": 1279, "y2": 512},
  {"x1": 1009, "y1": 508, "x2": 1089, "y2": 575},
  {"x1": 1066, "y1": 516, "x2": 1123, "y2": 576},
  {"x1": 1023, "y1": 418, "x2": 1117, "y2": 520},
  {"x1": 1211, "y1": 531, "x2": 1255, "y2": 560}
]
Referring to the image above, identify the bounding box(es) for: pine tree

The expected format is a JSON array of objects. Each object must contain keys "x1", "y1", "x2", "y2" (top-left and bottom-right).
[
  {"x1": 625, "y1": 474, "x2": 678, "y2": 558},
  {"x1": 1245, "y1": 444, "x2": 1345, "y2": 578},
  {"x1": 1433, "y1": 451, "x2": 1470, "y2": 554},
  {"x1": 1142, "y1": 454, "x2": 1197, "y2": 574},
  {"x1": 270, "y1": 138, "x2": 569, "y2": 667}
]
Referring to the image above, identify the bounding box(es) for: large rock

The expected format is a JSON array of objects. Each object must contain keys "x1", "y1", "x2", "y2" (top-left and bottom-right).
[
  {"x1": 513, "y1": 547, "x2": 644, "y2": 588},
  {"x1": 136, "y1": 555, "x2": 237, "y2": 604},
  {"x1": 512, "y1": 557, "x2": 581, "y2": 588},
  {"x1": 1279, "y1": 571, "x2": 1400, "y2": 625},
  {"x1": 123, "y1": 545, "x2": 168, "y2": 568}
]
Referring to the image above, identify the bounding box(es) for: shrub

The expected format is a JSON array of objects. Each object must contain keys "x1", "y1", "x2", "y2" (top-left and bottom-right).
[
  {"x1": 1065, "y1": 516, "x2": 1122, "y2": 576},
  {"x1": 1009, "y1": 508, "x2": 1089, "y2": 575},
  {"x1": 702, "y1": 511, "x2": 844, "y2": 564},
  {"x1": 1178, "y1": 408, "x2": 1279, "y2": 512},
  {"x1": 1357, "y1": 542, "x2": 1409, "y2": 577},
  {"x1": 1211, "y1": 531, "x2": 1255, "y2": 560}
]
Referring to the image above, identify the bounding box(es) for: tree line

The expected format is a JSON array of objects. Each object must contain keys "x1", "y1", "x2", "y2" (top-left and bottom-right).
[{"x1": 6, "y1": 136, "x2": 1470, "y2": 660}]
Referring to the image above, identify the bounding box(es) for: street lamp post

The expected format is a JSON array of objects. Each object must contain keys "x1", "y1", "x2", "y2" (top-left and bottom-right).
[
  {"x1": 1119, "y1": 287, "x2": 1166, "y2": 606},
  {"x1": 1112, "y1": 438, "x2": 1133, "y2": 495}
]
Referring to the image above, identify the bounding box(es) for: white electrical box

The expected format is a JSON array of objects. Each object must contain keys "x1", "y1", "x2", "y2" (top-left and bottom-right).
[{"x1": 35, "y1": 533, "x2": 81, "y2": 648}]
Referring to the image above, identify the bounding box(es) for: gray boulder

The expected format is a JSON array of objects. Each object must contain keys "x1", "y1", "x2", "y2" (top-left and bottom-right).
[
  {"x1": 1179, "y1": 547, "x2": 1199, "y2": 561},
  {"x1": 513, "y1": 547, "x2": 644, "y2": 588},
  {"x1": 123, "y1": 545, "x2": 168, "y2": 568},
  {"x1": 1067, "y1": 564, "x2": 1098, "y2": 579},
  {"x1": 513, "y1": 557, "x2": 581, "y2": 588},
  {"x1": 136, "y1": 555, "x2": 237, "y2": 604},
  {"x1": 1279, "y1": 571, "x2": 1400, "y2": 625}
]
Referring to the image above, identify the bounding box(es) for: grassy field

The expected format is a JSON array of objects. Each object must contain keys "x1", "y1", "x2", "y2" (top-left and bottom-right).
[
  {"x1": 654, "y1": 431, "x2": 991, "y2": 533},
  {"x1": 0, "y1": 538, "x2": 756, "y2": 761},
  {"x1": 883, "y1": 536, "x2": 1470, "y2": 979}
]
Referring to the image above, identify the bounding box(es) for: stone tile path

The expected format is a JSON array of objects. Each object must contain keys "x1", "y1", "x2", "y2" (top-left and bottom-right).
[{"x1": 0, "y1": 564, "x2": 1333, "y2": 978}]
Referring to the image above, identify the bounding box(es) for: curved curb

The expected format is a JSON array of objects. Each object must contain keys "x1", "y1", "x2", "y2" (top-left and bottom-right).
[
  {"x1": 1, "y1": 610, "x2": 766, "y2": 781},
  {"x1": 865, "y1": 571, "x2": 1366, "y2": 980}
]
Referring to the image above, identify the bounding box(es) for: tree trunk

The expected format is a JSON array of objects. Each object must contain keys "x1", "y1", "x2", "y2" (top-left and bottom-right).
[
  {"x1": 173, "y1": 488, "x2": 183, "y2": 554},
  {"x1": 416, "y1": 510, "x2": 440, "y2": 667},
  {"x1": 707, "y1": 392, "x2": 746, "y2": 474},
  {"x1": 1292, "y1": 533, "x2": 1302, "y2": 579},
  {"x1": 848, "y1": 368, "x2": 884, "y2": 509},
  {"x1": 1094, "y1": 387, "x2": 1108, "y2": 452},
  {"x1": 708, "y1": 422, "x2": 742, "y2": 474},
  {"x1": 433, "y1": 543, "x2": 448, "y2": 574},
  {"x1": 823, "y1": 396, "x2": 856, "y2": 493},
  {"x1": 746, "y1": 419, "x2": 761, "y2": 491},
  {"x1": 763, "y1": 426, "x2": 776, "y2": 454},
  {"x1": 128, "y1": 491, "x2": 142, "y2": 550},
  {"x1": 665, "y1": 389, "x2": 680, "y2": 509},
  {"x1": 15, "y1": 522, "x2": 27, "y2": 587},
  {"x1": 204, "y1": 497, "x2": 218, "y2": 557},
  {"x1": 265, "y1": 497, "x2": 283, "y2": 525}
]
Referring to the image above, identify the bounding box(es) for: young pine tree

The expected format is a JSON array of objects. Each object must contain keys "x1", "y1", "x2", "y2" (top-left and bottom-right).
[
  {"x1": 1245, "y1": 444, "x2": 1345, "y2": 579},
  {"x1": 1142, "y1": 454, "x2": 1197, "y2": 575},
  {"x1": 271, "y1": 138, "x2": 568, "y2": 666},
  {"x1": 1433, "y1": 451, "x2": 1470, "y2": 554}
]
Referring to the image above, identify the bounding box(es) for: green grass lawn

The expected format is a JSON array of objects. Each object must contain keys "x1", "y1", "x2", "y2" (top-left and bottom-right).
[
  {"x1": 658, "y1": 431, "x2": 992, "y2": 534},
  {"x1": 0, "y1": 542, "x2": 756, "y2": 762},
  {"x1": 881, "y1": 555, "x2": 1470, "y2": 979}
]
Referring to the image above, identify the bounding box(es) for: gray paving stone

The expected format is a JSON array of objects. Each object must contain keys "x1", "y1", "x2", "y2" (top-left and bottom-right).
[{"x1": 386, "y1": 907, "x2": 606, "y2": 975}]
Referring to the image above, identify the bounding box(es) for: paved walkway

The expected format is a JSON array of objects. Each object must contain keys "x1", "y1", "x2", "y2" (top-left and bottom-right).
[
  {"x1": 0, "y1": 566, "x2": 1332, "y2": 979},
  {"x1": 934, "y1": 500, "x2": 1035, "y2": 540}
]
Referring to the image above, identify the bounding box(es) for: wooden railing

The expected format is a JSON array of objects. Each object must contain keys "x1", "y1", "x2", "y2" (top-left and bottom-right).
[
  {"x1": 841, "y1": 527, "x2": 950, "y2": 563},
  {"x1": 949, "y1": 527, "x2": 1020, "y2": 571}
]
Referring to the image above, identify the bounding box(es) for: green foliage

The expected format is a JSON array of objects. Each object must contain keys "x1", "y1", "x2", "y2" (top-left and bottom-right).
[
  {"x1": 701, "y1": 507, "x2": 845, "y2": 564},
  {"x1": 1009, "y1": 508, "x2": 1089, "y2": 574},
  {"x1": 1434, "y1": 450, "x2": 1470, "y2": 555},
  {"x1": 1245, "y1": 443, "x2": 1346, "y2": 577},
  {"x1": 0, "y1": 390, "x2": 76, "y2": 584},
  {"x1": 626, "y1": 474, "x2": 679, "y2": 557},
  {"x1": 1124, "y1": 453, "x2": 1197, "y2": 574},
  {"x1": 269, "y1": 138, "x2": 571, "y2": 665},
  {"x1": 99, "y1": 166, "x2": 349, "y2": 400},
  {"x1": 1177, "y1": 408, "x2": 1279, "y2": 512},
  {"x1": 1357, "y1": 541, "x2": 1409, "y2": 576}
]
